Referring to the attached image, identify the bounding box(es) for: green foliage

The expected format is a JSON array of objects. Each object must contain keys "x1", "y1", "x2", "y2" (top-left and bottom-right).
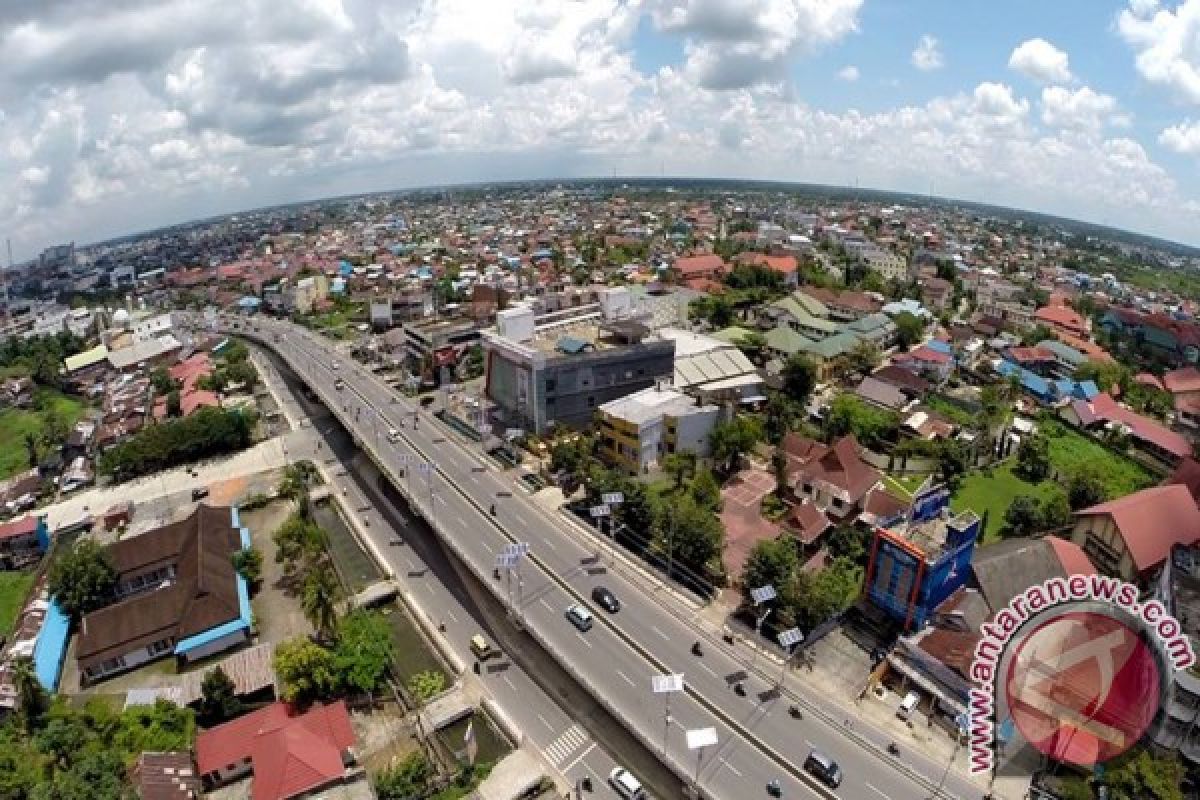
[
  {"x1": 97, "y1": 406, "x2": 255, "y2": 479},
  {"x1": 0, "y1": 332, "x2": 87, "y2": 390},
  {"x1": 842, "y1": 340, "x2": 882, "y2": 376},
  {"x1": 273, "y1": 514, "x2": 328, "y2": 575},
  {"x1": 782, "y1": 354, "x2": 818, "y2": 401},
  {"x1": 893, "y1": 311, "x2": 924, "y2": 350},
  {"x1": 335, "y1": 610, "x2": 395, "y2": 695},
  {"x1": 662, "y1": 451, "x2": 697, "y2": 489},
  {"x1": 1016, "y1": 433, "x2": 1050, "y2": 481},
  {"x1": 1075, "y1": 360, "x2": 1129, "y2": 395},
  {"x1": 1066, "y1": 463, "x2": 1108, "y2": 510},
  {"x1": 375, "y1": 752, "x2": 433, "y2": 800},
  {"x1": 11, "y1": 655, "x2": 45, "y2": 730},
  {"x1": 222, "y1": 340, "x2": 250, "y2": 364},
  {"x1": 689, "y1": 467, "x2": 721, "y2": 511},
  {"x1": 586, "y1": 469, "x2": 659, "y2": 535},
  {"x1": 689, "y1": 294, "x2": 734, "y2": 328},
  {"x1": 232, "y1": 546, "x2": 263, "y2": 588},
  {"x1": 199, "y1": 665, "x2": 241, "y2": 725},
  {"x1": 734, "y1": 332, "x2": 768, "y2": 362},
  {"x1": 763, "y1": 391, "x2": 805, "y2": 444},
  {"x1": 709, "y1": 415, "x2": 764, "y2": 474},
  {"x1": 1103, "y1": 747, "x2": 1184, "y2": 800},
  {"x1": 741, "y1": 538, "x2": 798, "y2": 610},
  {"x1": 47, "y1": 539, "x2": 117, "y2": 618},
  {"x1": 725, "y1": 263, "x2": 784, "y2": 292},
  {"x1": 827, "y1": 525, "x2": 870, "y2": 565},
  {"x1": 165, "y1": 388, "x2": 182, "y2": 418},
  {"x1": 1004, "y1": 495, "x2": 1042, "y2": 537},
  {"x1": 407, "y1": 669, "x2": 446, "y2": 703},
  {"x1": 935, "y1": 439, "x2": 969, "y2": 489},
  {"x1": 150, "y1": 366, "x2": 175, "y2": 395},
  {"x1": 1040, "y1": 487, "x2": 1072, "y2": 530},
  {"x1": 792, "y1": 557, "x2": 861, "y2": 629},
  {"x1": 549, "y1": 435, "x2": 593, "y2": 484},
  {"x1": 274, "y1": 637, "x2": 339, "y2": 705},
  {"x1": 823, "y1": 394, "x2": 899, "y2": 450},
  {"x1": 654, "y1": 495, "x2": 723, "y2": 578},
  {"x1": 301, "y1": 566, "x2": 342, "y2": 642}
]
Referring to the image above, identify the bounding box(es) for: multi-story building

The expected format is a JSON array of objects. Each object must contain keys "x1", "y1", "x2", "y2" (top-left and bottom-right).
[
  {"x1": 863, "y1": 485, "x2": 981, "y2": 631},
  {"x1": 401, "y1": 317, "x2": 485, "y2": 382},
  {"x1": 370, "y1": 288, "x2": 434, "y2": 329},
  {"x1": 861, "y1": 246, "x2": 908, "y2": 283},
  {"x1": 1151, "y1": 543, "x2": 1200, "y2": 766},
  {"x1": 596, "y1": 386, "x2": 720, "y2": 473},
  {"x1": 482, "y1": 304, "x2": 675, "y2": 434},
  {"x1": 283, "y1": 274, "x2": 328, "y2": 314}
]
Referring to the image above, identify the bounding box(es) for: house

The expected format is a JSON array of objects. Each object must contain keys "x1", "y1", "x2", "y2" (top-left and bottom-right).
[
  {"x1": 855, "y1": 376, "x2": 909, "y2": 412},
  {"x1": 735, "y1": 252, "x2": 799, "y2": 286},
  {"x1": 673, "y1": 254, "x2": 728, "y2": 285},
  {"x1": 0, "y1": 515, "x2": 50, "y2": 569},
  {"x1": 76, "y1": 505, "x2": 252, "y2": 683},
  {"x1": 885, "y1": 536, "x2": 1093, "y2": 720},
  {"x1": 1166, "y1": 457, "x2": 1200, "y2": 509},
  {"x1": 1164, "y1": 367, "x2": 1200, "y2": 430},
  {"x1": 195, "y1": 701, "x2": 357, "y2": 800},
  {"x1": 1102, "y1": 308, "x2": 1200, "y2": 367},
  {"x1": 779, "y1": 434, "x2": 881, "y2": 522},
  {"x1": 132, "y1": 752, "x2": 202, "y2": 800},
  {"x1": 1034, "y1": 303, "x2": 1089, "y2": 339},
  {"x1": 800, "y1": 287, "x2": 882, "y2": 321},
  {"x1": 1148, "y1": 543, "x2": 1200, "y2": 763},
  {"x1": 870, "y1": 365, "x2": 931, "y2": 398},
  {"x1": 1065, "y1": 391, "x2": 1192, "y2": 464},
  {"x1": 1070, "y1": 485, "x2": 1200, "y2": 583},
  {"x1": 596, "y1": 386, "x2": 720, "y2": 473},
  {"x1": 920, "y1": 277, "x2": 953, "y2": 312},
  {"x1": 894, "y1": 345, "x2": 954, "y2": 383},
  {"x1": 0, "y1": 377, "x2": 34, "y2": 408}
]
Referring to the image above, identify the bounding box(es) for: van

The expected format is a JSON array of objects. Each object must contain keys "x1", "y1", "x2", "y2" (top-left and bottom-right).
[
  {"x1": 898, "y1": 691, "x2": 920, "y2": 721},
  {"x1": 608, "y1": 767, "x2": 646, "y2": 800},
  {"x1": 804, "y1": 751, "x2": 842, "y2": 789},
  {"x1": 566, "y1": 604, "x2": 594, "y2": 632},
  {"x1": 470, "y1": 634, "x2": 493, "y2": 660}
]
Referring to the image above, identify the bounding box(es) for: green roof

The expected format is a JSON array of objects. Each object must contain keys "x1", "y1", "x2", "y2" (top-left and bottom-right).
[
  {"x1": 793, "y1": 292, "x2": 830, "y2": 318},
  {"x1": 800, "y1": 331, "x2": 863, "y2": 360},
  {"x1": 766, "y1": 324, "x2": 816, "y2": 356},
  {"x1": 64, "y1": 344, "x2": 108, "y2": 373},
  {"x1": 771, "y1": 297, "x2": 837, "y2": 334},
  {"x1": 711, "y1": 326, "x2": 757, "y2": 344}
]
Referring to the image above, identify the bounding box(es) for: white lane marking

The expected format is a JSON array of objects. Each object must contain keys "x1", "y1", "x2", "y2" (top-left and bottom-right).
[
  {"x1": 537, "y1": 713, "x2": 555, "y2": 732},
  {"x1": 650, "y1": 625, "x2": 670, "y2": 640},
  {"x1": 804, "y1": 740, "x2": 814, "y2": 749},
  {"x1": 538, "y1": 598, "x2": 554, "y2": 612},
  {"x1": 543, "y1": 724, "x2": 588, "y2": 766},
  {"x1": 616, "y1": 670, "x2": 636, "y2": 687},
  {"x1": 865, "y1": 784, "x2": 888, "y2": 798},
  {"x1": 719, "y1": 758, "x2": 743, "y2": 778},
  {"x1": 698, "y1": 662, "x2": 719, "y2": 678},
  {"x1": 562, "y1": 742, "x2": 598, "y2": 773},
  {"x1": 446, "y1": 610, "x2": 458, "y2": 623},
  {"x1": 576, "y1": 632, "x2": 593, "y2": 649},
  {"x1": 502, "y1": 675, "x2": 517, "y2": 692},
  {"x1": 541, "y1": 539, "x2": 557, "y2": 552}
]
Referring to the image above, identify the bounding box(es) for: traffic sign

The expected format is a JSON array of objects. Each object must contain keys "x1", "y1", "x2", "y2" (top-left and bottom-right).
[
  {"x1": 602, "y1": 492, "x2": 625, "y2": 506},
  {"x1": 590, "y1": 505, "x2": 612, "y2": 518},
  {"x1": 750, "y1": 586, "x2": 777, "y2": 606},
  {"x1": 502, "y1": 542, "x2": 530, "y2": 558},
  {"x1": 777, "y1": 628, "x2": 804, "y2": 649},
  {"x1": 494, "y1": 553, "x2": 518, "y2": 569},
  {"x1": 652, "y1": 673, "x2": 685, "y2": 693},
  {"x1": 685, "y1": 727, "x2": 717, "y2": 750}
]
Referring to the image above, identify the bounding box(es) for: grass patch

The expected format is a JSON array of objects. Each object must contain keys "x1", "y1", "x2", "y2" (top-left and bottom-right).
[
  {"x1": 0, "y1": 570, "x2": 35, "y2": 636},
  {"x1": 1040, "y1": 418, "x2": 1154, "y2": 497},
  {"x1": 952, "y1": 461, "x2": 1057, "y2": 543},
  {"x1": 0, "y1": 389, "x2": 85, "y2": 480},
  {"x1": 923, "y1": 395, "x2": 976, "y2": 427}
]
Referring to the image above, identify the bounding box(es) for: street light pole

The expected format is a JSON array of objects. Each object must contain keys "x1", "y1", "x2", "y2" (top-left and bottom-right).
[{"x1": 651, "y1": 673, "x2": 684, "y2": 758}]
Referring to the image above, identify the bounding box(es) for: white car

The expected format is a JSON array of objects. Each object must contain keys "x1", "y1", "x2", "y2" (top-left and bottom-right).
[
  {"x1": 608, "y1": 767, "x2": 646, "y2": 800},
  {"x1": 387, "y1": 428, "x2": 402, "y2": 443},
  {"x1": 566, "y1": 604, "x2": 594, "y2": 632}
]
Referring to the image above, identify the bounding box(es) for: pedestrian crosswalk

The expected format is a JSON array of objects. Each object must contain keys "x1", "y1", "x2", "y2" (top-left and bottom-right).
[{"x1": 543, "y1": 724, "x2": 589, "y2": 767}]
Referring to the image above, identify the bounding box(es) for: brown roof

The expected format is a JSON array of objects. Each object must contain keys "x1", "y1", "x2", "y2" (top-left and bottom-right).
[
  {"x1": 1166, "y1": 457, "x2": 1200, "y2": 508},
  {"x1": 782, "y1": 434, "x2": 880, "y2": 504},
  {"x1": 785, "y1": 500, "x2": 831, "y2": 545},
  {"x1": 871, "y1": 365, "x2": 930, "y2": 395},
  {"x1": 133, "y1": 752, "x2": 201, "y2": 799},
  {"x1": 802, "y1": 287, "x2": 881, "y2": 314},
  {"x1": 77, "y1": 505, "x2": 244, "y2": 671}
]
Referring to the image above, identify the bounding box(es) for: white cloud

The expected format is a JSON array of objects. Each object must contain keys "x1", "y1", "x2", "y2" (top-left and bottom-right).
[
  {"x1": 837, "y1": 65, "x2": 859, "y2": 82},
  {"x1": 1160, "y1": 119, "x2": 1200, "y2": 154},
  {"x1": 1008, "y1": 38, "x2": 1073, "y2": 84},
  {"x1": 1040, "y1": 86, "x2": 1124, "y2": 129},
  {"x1": 650, "y1": 0, "x2": 863, "y2": 89},
  {"x1": 911, "y1": 34, "x2": 943, "y2": 71},
  {"x1": 1117, "y1": 0, "x2": 1200, "y2": 103}
]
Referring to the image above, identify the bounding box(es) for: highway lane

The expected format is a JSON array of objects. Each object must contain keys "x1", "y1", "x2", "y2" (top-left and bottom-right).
[{"x1": 212, "y1": 315, "x2": 983, "y2": 800}]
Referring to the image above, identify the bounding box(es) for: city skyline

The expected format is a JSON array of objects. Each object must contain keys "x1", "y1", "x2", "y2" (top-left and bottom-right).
[{"x1": 5, "y1": 0, "x2": 1200, "y2": 259}]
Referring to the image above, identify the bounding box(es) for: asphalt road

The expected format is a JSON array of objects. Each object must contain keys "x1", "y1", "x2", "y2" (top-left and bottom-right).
[
  {"x1": 256, "y1": 348, "x2": 681, "y2": 800},
  {"x1": 209, "y1": 314, "x2": 983, "y2": 800}
]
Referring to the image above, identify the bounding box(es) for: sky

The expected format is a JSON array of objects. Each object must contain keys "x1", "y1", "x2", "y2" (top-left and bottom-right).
[{"x1": 4, "y1": 0, "x2": 1200, "y2": 261}]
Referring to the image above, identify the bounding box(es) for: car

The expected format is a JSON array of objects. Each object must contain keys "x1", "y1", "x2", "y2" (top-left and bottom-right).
[
  {"x1": 608, "y1": 767, "x2": 646, "y2": 800},
  {"x1": 804, "y1": 750, "x2": 842, "y2": 789},
  {"x1": 387, "y1": 428, "x2": 402, "y2": 443},
  {"x1": 897, "y1": 691, "x2": 920, "y2": 720},
  {"x1": 591, "y1": 586, "x2": 620, "y2": 613},
  {"x1": 419, "y1": 395, "x2": 436, "y2": 407},
  {"x1": 332, "y1": 361, "x2": 341, "y2": 370},
  {"x1": 566, "y1": 604, "x2": 594, "y2": 632},
  {"x1": 334, "y1": 378, "x2": 346, "y2": 390},
  {"x1": 191, "y1": 487, "x2": 209, "y2": 501},
  {"x1": 470, "y1": 634, "x2": 493, "y2": 660}
]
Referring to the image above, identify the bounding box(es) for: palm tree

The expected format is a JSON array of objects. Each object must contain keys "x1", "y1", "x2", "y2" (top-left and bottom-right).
[
  {"x1": 11, "y1": 655, "x2": 44, "y2": 730},
  {"x1": 301, "y1": 566, "x2": 342, "y2": 642},
  {"x1": 662, "y1": 452, "x2": 696, "y2": 490},
  {"x1": 279, "y1": 461, "x2": 317, "y2": 519}
]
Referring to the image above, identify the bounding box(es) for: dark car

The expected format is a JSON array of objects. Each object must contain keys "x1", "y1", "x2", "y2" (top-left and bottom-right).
[
  {"x1": 191, "y1": 487, "x2": 209, "y2": 501},
  {"x1": 804, "y1": 751, "x2": 842, "y2": 789},
  {"x1": 592, "y1": 586, "x2": 620, "y2": 613}
]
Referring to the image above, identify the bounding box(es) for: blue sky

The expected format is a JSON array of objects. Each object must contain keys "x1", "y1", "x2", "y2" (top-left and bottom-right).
[{"x1": 3, "y1": 0, "x2": 1200, "y2": 256}]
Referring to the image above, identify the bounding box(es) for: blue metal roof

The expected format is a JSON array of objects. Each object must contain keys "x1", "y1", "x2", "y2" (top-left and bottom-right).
[
  {"x1": 34, "y1": 600, "x2": 70, "y2": 691},
  {"x1": 926, "y1": 340, "x2": 953, "y2": 354},
  {"x1": 1079, "y1": 380, "x2": 1099, "y2": 399},
  {"x1": 237, "y1": 296, "x2": 261, "y2": 308},
  {"x1": 557, "y1": 336, "x2": 590, "y2": 354}
]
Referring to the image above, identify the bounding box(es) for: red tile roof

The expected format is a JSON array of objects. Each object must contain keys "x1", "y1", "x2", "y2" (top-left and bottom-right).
[
  {"x1": 736, "y1": 253, "x2": 798, "y2": 275},
  {"x1": 782, "y1": 435, "x2": 880, "y2": 505},
  {"x1": 1166, "y1": 457, "x2": 1200, "y2": 508},
  {"x1": 674, "y1": 254, "x2": 728, "y2": 277},
  {"x1": 1035, "y1": 304, "x2": 1087, "y2": 334},
  {"x1": 1164, "y1": 366, "x2": 1200, "y2": 394},
  {"x1": 0, "y1": 515, "x2": 38, "y2": 541},
  {"x1": 1007, "y1": 346, "x2": 1055, "y2": 364},
  {"x1": 1076, "y1": 485, "x2": 1200, "y2": 574},
  {"x1": 1045, "y1": 535, "x2": 1095, "y2": 577},
  {"x1": 1070, "y1": 392, "x2": 1191, "y2": 460},
  {"x1": 1133, "y1": 373, "x2": 1164, "y2": 391},
  {"x1": 907, "y1": 345, "x2": 952, "y2": 364},
  {"x1": 195, "y1": 701, "x2": 355, "y2": 800},
  {"x1": 786, "y1": 500, "x2": 831, "y2": 545}
]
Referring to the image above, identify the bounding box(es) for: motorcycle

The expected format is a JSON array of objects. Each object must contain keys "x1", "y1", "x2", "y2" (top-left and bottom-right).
[
  {"x1": 691, "y1": 641, "x2": 703, "y2": 656},
  {"x1": 788, "y1": 705, "x2": 803, "y2": 719},
  {"x1": 766, "y1": 780, "x2": 781, "y2": 798},
  {"x1": 887, "y1": 742, "x2": 900, "y2": 756}
]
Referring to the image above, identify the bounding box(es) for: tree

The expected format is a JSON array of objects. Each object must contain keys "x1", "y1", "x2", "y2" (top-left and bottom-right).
[
  {"x1": 1103, "y1": 747, "x2": 1184, "y2": 800},
  {"x1": 792, "y1": 557, "x2": 861, "y2": 629},
  {"x1": 232, "y1": 546, "x2": 263, "y2": 588},
  {"x1": 1004, "y1": 495, "x2": 1043, "y2": 537},
  {"x1": 279, "y1": 461, "x2": 319, "y2": 519},
  {"x1": 893, "y1": 311, "x2": 925, "y2": 350},
  {"x1": 827, "y1": 525, "x2": 870, "y2": 565},
  {"x1": 690, "y1": 467, "x2": 721, "y2": 511},
  {"x1": 935, "y1": 440, "x2": 969, "y2": 489},
  {"x1": 224, "y1": 360, "x2": 258, "y2": 388},
  {"x1": 11, "y1": 655, "x2": 45, "y2": 730},
  {"x1": 334, "y1": 610, "x2": 395, "y2": 695},
  {"x1": 273, "y1": 515, "x2": 327, "y2": 576},
  {"x1": 199, "y1": 666, "x2": 241, "y2": 724},
  {"x1": 1066, "y1": 465, "x2": 1107, "y2": 510},
  {"x1": 407, "y1": 669, "x2": 446, "y2": 703},
  {"x1": 274, "y1": 637, "x2": 338, "y2": 705},
  {"x1": 1016, "y1": 433, "x2": 1051, "y2": 481},
  {"x1": 782, "y1": 354, "x2": 818, "y2": 402},
  {"x1": 1040, "y1": 488, "x2": 1072, "y2": 530},
  {"x1": 1075, "y1": 360, "x2": 1129, "y2": 395},
  {"x1": 24, "y1": 431, "x2": 38, "y2": 468},
  {"x1": 763, "y1": 392, "x2": 802, "y2": 444},
  {"x1": 823, "y1": 394, "x2": 899, "y2": 450},
  {"x1": 301, "y1": 566, "x2": 342, "y2": 642},
  {"x1": 741, "y1": 539, "x2": 797, "y2": 609},
  {"x1": 843, "y1": 340, "x2": 883, "y2": 376},
  {"x1": 654, "y1": 496, "x2": 723, "y2": 579},
  {"x1": 734, "y1": 332, "x2": 769, "y2": 363},
  {"x1": 662, "y1": 452, "x2": 696, "y2": 490},
  {"x1": 709, "y1": 415, "x2": 764, "y2": 474},
  {"x1": 41, "y1": 409, "x2": 69, "y2": 449},
  {"x1": 97, "y1": 407, "x2": 255, "y2": 479},
  {"x1": 165, "y1": 388, "x2": 182, "y2": 418},
  {"x1": 47, "y1": 539, "x2": 117, "y2": 618},
  {"x1": 150, "y1": 366, "x2": 174, "y2": 395},
  {"x1": 375, "y1": 752, "x2": 432, "y2": 800}
]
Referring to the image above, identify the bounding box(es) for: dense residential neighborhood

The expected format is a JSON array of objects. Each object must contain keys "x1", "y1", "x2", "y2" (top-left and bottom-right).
[{"x1": 2, "y1": 182, "x2": 1200, "y2": 800}]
